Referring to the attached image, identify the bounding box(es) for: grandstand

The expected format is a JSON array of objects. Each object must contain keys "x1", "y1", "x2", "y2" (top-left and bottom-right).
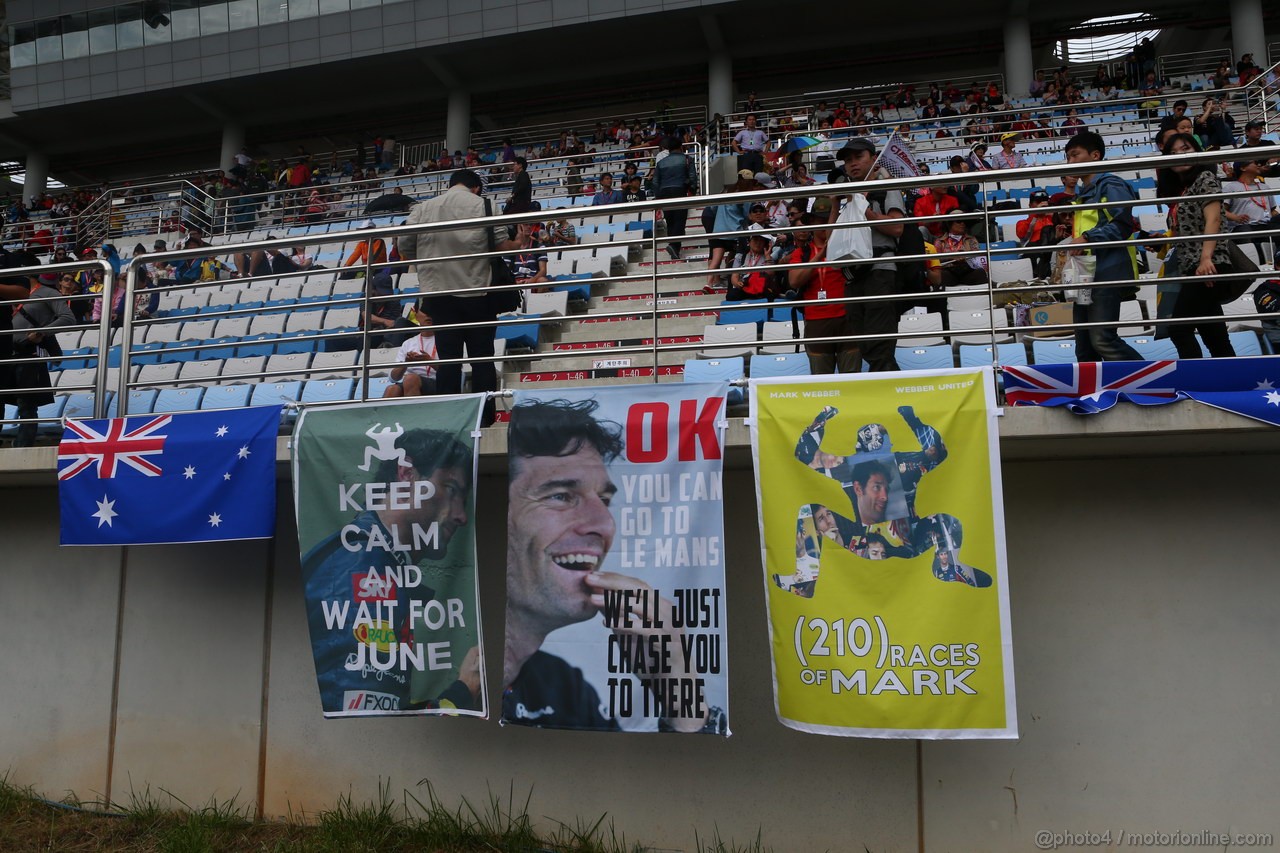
[{"x1": 2, "y1": 3, "x2": 1280, "y2": 850}]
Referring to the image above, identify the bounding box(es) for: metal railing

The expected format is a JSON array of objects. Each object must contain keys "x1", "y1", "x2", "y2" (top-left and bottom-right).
[
  {"x1": 468, "y1": 106, "x2": 709, "y2": 153},
  {"x1": 1159, "y1": 49, "x2": 1233, "y2": 83},
  {"x1": 2, "y1": 144, "x2": 1276, "y2": 438}
]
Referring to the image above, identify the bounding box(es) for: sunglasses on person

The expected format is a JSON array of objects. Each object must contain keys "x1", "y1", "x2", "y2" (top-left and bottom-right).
[{"x1": 787, "y1": 210, "x2": 802, "y2": 219}]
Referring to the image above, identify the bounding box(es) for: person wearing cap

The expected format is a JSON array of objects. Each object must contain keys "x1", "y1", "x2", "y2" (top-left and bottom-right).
[
  {"x1": 965, "y1": 142, "x2": 993, "y2": 172},
  {"x1": 728, "y1": 231, "x2": 777, "y2": 301},
  {"x1": 828, "y1": 138, "x2": 903, "y2": 372},
  {"x1": 993, "y1": 133, "x2": 1026, "y2": 169},
  {"x1": 1237, "y1": 120, "x2": 1280, "y2": 178},
  {"x1": 590, "y1": 173, "x2": 624, "y2": 206},
  {"x1": 732, "y1": 114, "x2": 769, "y2": 174},
  {"x1": 1, "y1": 249, "x2": 70, "y2": 447},
  {"x1": 340, "y1": 220, "x2": 388, "y2": 279},
  {"x1": 1016, "y1": 191, "x2": 1066, "y2": 278}
]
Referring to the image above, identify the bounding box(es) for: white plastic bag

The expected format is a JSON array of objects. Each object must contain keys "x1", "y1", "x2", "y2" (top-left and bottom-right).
[{"x1": 826, "y1": 194, "x2": 874, "y2": 262}]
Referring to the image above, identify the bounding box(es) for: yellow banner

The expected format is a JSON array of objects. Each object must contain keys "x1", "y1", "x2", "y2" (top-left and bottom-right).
[{"x1": 750, "y1": 368, "x2": 1016, "y2": 738}]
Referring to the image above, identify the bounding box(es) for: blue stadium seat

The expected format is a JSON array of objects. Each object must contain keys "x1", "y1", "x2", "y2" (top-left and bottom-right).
[
  {"x1": 895, "y1": 344, "x2": 955, "y2": 371},
  {"x1": 200, "y1": 384, "x2": 254, "y2": 410},
  {"x1": 129, "y1": 341, "x2": 166, "y2": 366},
  {"x1": 2, "y1": 397, "x2": 68, "y2": 437},
  {"x1": 62, "y1": 392, "x2": 110, "y2": 422},
  {"x1": 958, "y1": 342, "x2": 1028, "y2": 368},
  {"x1": 198, "y1": 337, "x2": 242, "y2": 361},
  {"x1": 495, "y1": 314, "x2": 542, "y2": 350},
  {"x1": 683, "y1": 357, "x2": 744, "y2": 403},
  {"x1": 236, "y1": 334, "x2": 277, "y2": 358},
  {"x1": 354, "y1": 376, "x2": 392, "y2": 401},
  {"x1": 274, "y1": 331, "x2": 318, "y2": 355},
  {"x1": 1124, "y1": 335, "x2": 1179, "y2": 361},
  {"x1": 750, "y1": 352, "x2": 809, "y2": 378},
  {"x1": 153, "y1": 387, "x2": 205, "y2": 413},
  {"x1": 300, "y1": 379, "x2": 355, "y2": 405},
  {"x1": 1031, "y1": 339, "x2": 1077, "y2": 364},
  {"x1": 1228, "y1": 330, "x2": 1263, "y2": 357},
  {"x1": 251, "y1": 381, "x2": 304, "y2": 422},
  {"x1": 107, "y1": 389, "x2": 159, "y2": 416},
  {"x1": 718, "y1": 299, "x2": 771, "y2": 327}
]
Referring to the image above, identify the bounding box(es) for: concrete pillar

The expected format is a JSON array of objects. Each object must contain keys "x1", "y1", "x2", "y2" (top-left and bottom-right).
[
  {"x1": 708, "y1": 51, "x2": 733, "y2": 119},
  {"x1": 1229, "y1": 0, "x2": 1266, "y2": 70},
  {"x1": 446, "y1": 90, "x2": 470, "y2": 155},
  {"x1": 220, "y1": 123, "x2": 244, "y2": 173},
  {"x1": 22, "y1": 151, "x2": 48, "y2": 206},
  {"x1": 1003, "y1": 16, "x2": 1034, "y2": 100}
]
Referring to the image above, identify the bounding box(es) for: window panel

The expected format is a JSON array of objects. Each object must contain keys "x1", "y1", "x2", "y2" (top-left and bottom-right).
[
  {"x1": 258, "y1": 0, "x2": 287, "y2": 25},
  {"x1": 228, "y1": 0, "x2": 258, "y2": 29},
  {"x1": 289, "y1": 0, "x2": 319, "y2": 20},
  {"x1": 36, "y1": 19, "x2": 64, "y2": 64},
  {"x1": 143, "y1": 1, "x2": 172, "y2": 44},
  {"x1": 87, "y1": 9, "x2": 117, "y2": 55},
  {"x1": 319, "y1": 0, "x2": 349, "y2": 13},
  {"x1": 10, "y1": 24, "x2": 37, "y2": 67},
  {"x1": 62, "y1": 14, "x2": 90, "y2": 60},
  {"x1": 199, "y1": 1, "x2": 229, "y2": 35},
  {"x1": 169, "y1": 0, "x2": 200, "y2": 40},
  {"x1": 116, "y1": 3, "x2": 145, "y2": 51}
]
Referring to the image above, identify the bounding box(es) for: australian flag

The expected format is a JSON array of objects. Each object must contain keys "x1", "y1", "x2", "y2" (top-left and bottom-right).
[
  {"x1": 58, "y1": 406, "x2": 282, "y2": 545},
  {"x1": 1003, "y1": 358, "x2": 1280, "y2": 427}
]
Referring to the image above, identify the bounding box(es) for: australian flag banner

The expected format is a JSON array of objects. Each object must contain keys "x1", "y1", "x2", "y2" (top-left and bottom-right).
[
  {"x1": 1003, "y1": 358, "x2": 1280, "y2": 427},
  {"x1": 58, "y1": 406, "x2": 282, "y2": 545}
]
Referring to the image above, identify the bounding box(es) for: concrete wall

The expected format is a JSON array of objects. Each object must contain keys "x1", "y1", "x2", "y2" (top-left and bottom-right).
[{"x1": 1, "y1": 448, "x2": 1278, "y2": 851}]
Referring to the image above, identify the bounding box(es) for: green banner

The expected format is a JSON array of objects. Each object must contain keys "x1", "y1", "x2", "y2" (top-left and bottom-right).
[{"x1": 293, "y1": 395, "x2": 487, "y2": 718}]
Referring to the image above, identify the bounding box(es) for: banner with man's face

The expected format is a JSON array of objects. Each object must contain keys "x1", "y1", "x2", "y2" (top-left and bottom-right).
[
  {"x1": 750, "y1": 369, "x2": 1017, "y2": 738},
  {"x1": 502, "y1": 384, "x2": 730, "y2": 735},
  {"x1": 293, "y1": 395, "x2": 486, "y2": 718}
]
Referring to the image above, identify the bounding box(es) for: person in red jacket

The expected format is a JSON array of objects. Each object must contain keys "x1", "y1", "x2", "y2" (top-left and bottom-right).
[{"x1": 912, "y1": 186, "x2": 960, "y2": 238}]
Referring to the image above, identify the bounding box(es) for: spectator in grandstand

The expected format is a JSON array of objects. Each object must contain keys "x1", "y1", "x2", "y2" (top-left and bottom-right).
[
  {"x1": 1194, "y1": 97, "x2": 1236, "y2": 150},
  {"x1": 1060, "y1": 108, "x2": 1087, "y2": 136},
  {"x1": 1212, "y1": 61, "x2": 1233, "y2": 92},
  {"x1": 58, "y1": 274, "x2": 91, "y2": 325},
  {"x1": 945, "y1": 157, "x2": 981, "y2": 212},
  {"x1": 728, "y1": 232, "x2": 778, "y2": 302},
  {"x1": 622, "y1": 175, "x2": 647, "y2": 204},
  {"x1": 591, "y1": 173, "x2": 624, "y2": 206},
  {"x1": 383, "y1": 320, "x2": 438, "y2": 398},
  {"x1": 398, "y1": 169, "x2": 531, "y2": 427},
  {"x1": 1237, "y1": 54, "x2": 1259, "y2": 86},
  {"x1": 507, "y1": 247, "x2": 549, "y2": 286},
  {"x1": 827, "y1": 139, "x2": 902, "y2": 372},
  {"x1": 339, "y1": 221, "x2": 388, "y2": 279},
  {"x1": 965, "y1": 142, "x2": 993, "y2": 172},
  {"x1": 1064, "y1": 131, "x2": 1143, "y2": 362},
  {"x1": 1157, "y1": 133, "x2": 1237, "y2": 359},
  {"x1": 933, "y1": 217, "x2": 988, "y2": 287},
  {"x1": 504, "y1": 156, "x2": 535, "y2": 215},
  {"x1": 703, "y1": 171, "x2": 755, "y2": 292},
  {"x1": 544, "y1": 217, "x2": 578, "y2": 248},
  {"x1": 785, "y1": 212, "x2": 859, "y2": 374},
  {"x1": 732, "y1": 114, "x2": 769, "y2": 173},
  {"x1": 290, "y1": 246, "x2": 318, "y2": 270},
  {"x1": 992, "y1": 133, "x2": 1027, "y2": 169},
  {"x1": 813, "y1": 101, "x2": 834, "y2": 125},
  {"x1": 1016, "y1": 191, "x2": 1067, "y2": 279},
  {"x1": 652, "y1": 136, "x2": 696, "y2": 261},
  {"x1": 1222, "y1": 159, "x2": 1278, "y2": 256},
  {"x1": 741, "y1": 91, "x2": 762, "y2": 113},
  {"x1": 913, "y1": 185, "x2": 961, "y2": 238},
  {"x1": 1236, "y1": 120, "x2": 1280, "y2": 178},
  {"x1": 2, "y1": 252, "x2": 67, "y2": 447}
]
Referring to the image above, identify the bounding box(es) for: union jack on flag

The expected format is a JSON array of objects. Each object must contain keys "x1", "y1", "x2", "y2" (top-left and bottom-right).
[
  {"x1": 1003, "y1": 360, "x2": 1178, "y2": 407},
  {"x1": 57, "y1": 415, "x2": 171, "y2": 481},
  {"x1": 1001, "y1": 357, "x2": 1280, "y2": 428},
  {"x1": 58, "y1": 407, "x2": 281, "y2": 546}
]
